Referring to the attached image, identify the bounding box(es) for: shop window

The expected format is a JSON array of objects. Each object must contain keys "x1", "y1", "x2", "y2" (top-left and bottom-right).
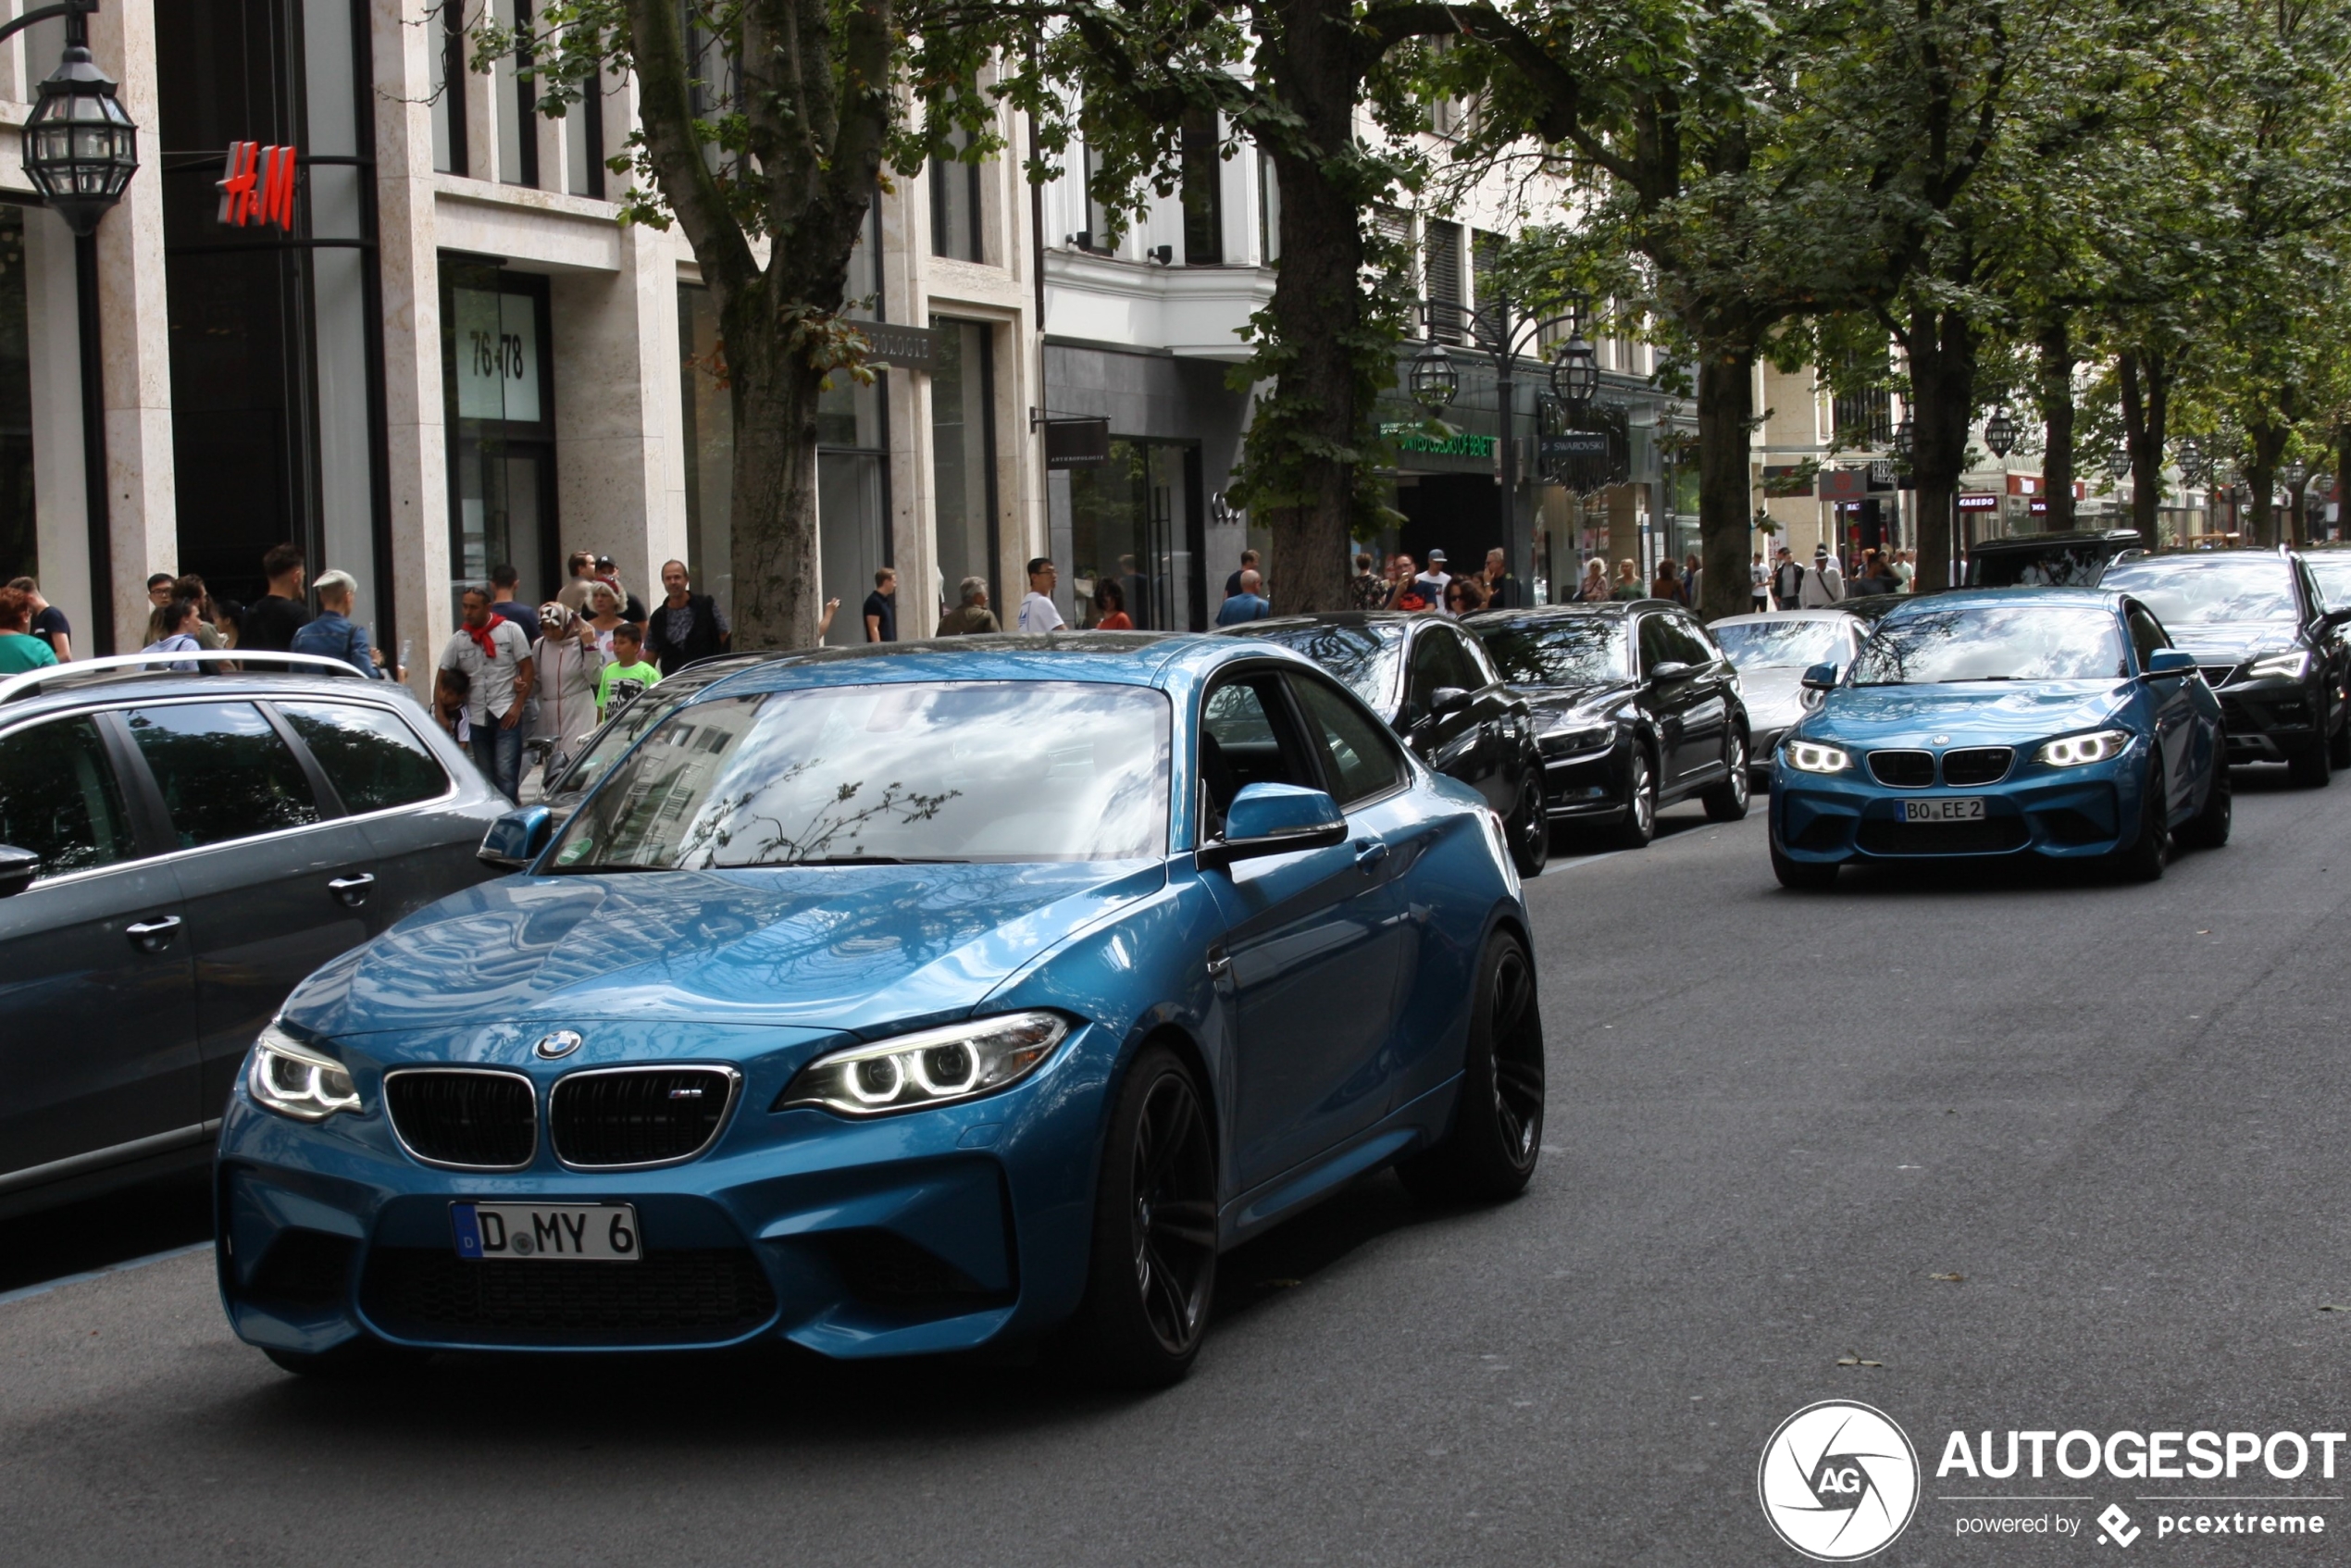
[
  {"x1": 1180, "y1": 110, "x2": 1223, "y2": 266},
  {"x1": 931, "y1": 127, "x2": 985, "y2": 262},
  {"x1": 442, "y1": 261, "x2": 556, "y2": 615},
  {"x1": 1070, "y1": 440, "x2": 1204, "y2": 632},
  {"x1": 1257, "y1": 149, "x2": 1280, "y2": 264},
  {"x1": 930, "y1": 317, "x2": 998, "y2": 617},
  {"x1": 491, "y1": 0, "x2": 540, "y2": 187},
  {"x1": 0, "y1": 208, "x2": 32, "y2": 585},
  {"x1": 563, "y1": 77, "x2": 606, "y2": 198},
  {"x1": 432, "y1": 0, "x2": 466, "y2": 174},
  {"x1": 1426, "y1": 220, "x2": 1463, "y2": 342}
]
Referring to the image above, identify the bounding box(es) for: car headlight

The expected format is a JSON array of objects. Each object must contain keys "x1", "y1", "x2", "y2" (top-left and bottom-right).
[
  {"x1": 1536, "y1": 710, "x2": 1612, "y2": 753},
  {"x1": 2245, "y1": 650, "x2": 2311, "y2": 680},
  {"x1": 2034, "y1": 728, "x2": 2132, "y2": 767},
  {"x1": 247, "y1": 1024, "x2": 361, "y2": 1122},
  {"x1": 1783, "y1": 740, "x2": 1852, "y2": 774},
  {"x1": 775, "y1": 1011, "x2": 1071, "y2": 1116}
]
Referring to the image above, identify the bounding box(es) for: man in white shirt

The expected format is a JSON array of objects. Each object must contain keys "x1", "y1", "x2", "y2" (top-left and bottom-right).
[
  {"x1": 1017, "y1": 557, "x2": 1068, "y2": 634},
  {"x1": 1412, "y1": 548, "x2": 1452, "y2": 606},
  {"x1": 438, "y1": 585, "x2": 536, "y2": 803},
  {"x1": 1797, "y1": 543, "x2": 1846, "y2": 606}
]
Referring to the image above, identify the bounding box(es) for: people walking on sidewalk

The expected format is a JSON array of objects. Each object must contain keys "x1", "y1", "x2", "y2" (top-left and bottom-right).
[
  {"x1": 531, "y1": 601, "x2": 605, "y2": 786},
  {"x1": 143, "y1": 598, "x2": 203, "y2": 672},
  {"x1": 438, "y1": 586, "x2": 535, "y2": 803},
  {"x1": 595, "y1": 622, "x2": 662, "y2": 722},
  {"x1": 937, "y1": 577, "x2": 1001, "y2": 635},
  {"x1": 1798, "y1": 543, "x2": 1845, "y2": 605},
  {"x1": 290, "y1": 571, "x2": 394, "y2": 678},
  {"x1": 643, "y1": 559, "x2": 731, "y2": 673},
  {"x1": 1018, "y1": 559, "x2": 1067, "y2": 633}
]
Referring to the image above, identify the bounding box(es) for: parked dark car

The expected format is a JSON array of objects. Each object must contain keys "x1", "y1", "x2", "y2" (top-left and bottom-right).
[
  {"x1": 0, "y1": 653, "x2": 508, "y2": 1217},
  {"x1": 2099, "y1": 550, "x2": 2351, "y2": 785},
  {"x1": 1464, "y1": 601, "x2": 1752, "y2": 849},
  {"x1": 1964, "y1": 529, "x2": 2142, "y2": 588},
  {"x1": 1221, "y1": 613, "x2": 1549, "y2": 874}
]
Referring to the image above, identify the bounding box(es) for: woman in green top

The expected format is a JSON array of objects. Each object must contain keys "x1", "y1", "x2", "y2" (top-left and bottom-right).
[{"x1": 0, "y1": 584, "x2": 59, "y2": 674}]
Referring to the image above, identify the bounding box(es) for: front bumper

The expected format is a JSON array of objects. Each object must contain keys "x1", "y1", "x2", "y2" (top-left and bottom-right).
[
  {"x1": 1537, "y1": 738, "x2": 1632, "y2": 822},
  {"x1": 215, "y1": 1025, "x2": 1110, "y2": 1360},
  {"x1": 2209, "y1": 676, "x2": 2327, "y2": 761},
  {"x1": 1770, "y1": 740, "x2": 2150, "y2": 864}
]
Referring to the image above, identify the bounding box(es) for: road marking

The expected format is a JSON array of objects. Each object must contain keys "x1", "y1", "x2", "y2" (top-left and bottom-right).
[{"x1": 0, "y1": 1241, "x2": 211, "y2": 1309}]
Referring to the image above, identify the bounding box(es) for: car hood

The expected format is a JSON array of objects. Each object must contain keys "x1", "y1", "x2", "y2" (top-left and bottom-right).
[
  {"x1": 2157, "y1": 621, "x2": 2304, "y2": 664},
  {"x1": 1804, "y1": 681, "x2": 2133, "y2": 747},
  {"x1": 282, "y1": 861, "x2": 1167, "y2": 1037},
  {"x1": 1511, "y1": 680, "x2": 1632, "y2": 715},
  {"x1": 1734, "y1": 666, "x2": 1810, "y2": 728}
]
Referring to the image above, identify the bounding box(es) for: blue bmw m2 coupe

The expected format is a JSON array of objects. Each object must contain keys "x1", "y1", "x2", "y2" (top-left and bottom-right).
[
  {"x1": 215, "y1": 634, "x2": 1539, "y2": 1386},
  {"x1": 1769, "y1": 589, "x2": 2230, "y2": 888}
]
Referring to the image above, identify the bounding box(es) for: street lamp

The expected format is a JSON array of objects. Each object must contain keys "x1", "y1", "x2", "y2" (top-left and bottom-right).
[
  {"x1": 1549, "y1": 330, "x2": 1598, "y2": 412},
  {"x1": 1983, "y1": 406, "x2": 2020, "y2": 460},
  {"x1": 1891, "y1": 416, "x2": 1914, "y2": 465},
  {"x1": 1409, "y1": 341, "x2": 1459, "y2": 412},
  {"x1": 2105, "y1": 446, "x2": 2132, "y2": 481},
  {"x1": 2174, "y1": 437, "x2": 2208, "y2": 487},
  {"x1": 2283, "y1": 457, "x2": 2307, "y2": 491}
]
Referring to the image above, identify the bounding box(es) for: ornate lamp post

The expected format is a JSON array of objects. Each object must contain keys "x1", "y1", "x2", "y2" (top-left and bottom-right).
[
  {"x1": 6, "y1": 0, "x2": 139, "y2": 653},
  {"x1": 1983, "y1": 406, "x2": 2020, "y2": 460},
  {"x1": 1408, "y1": 341, "x2": 1459, "y2": 413}
]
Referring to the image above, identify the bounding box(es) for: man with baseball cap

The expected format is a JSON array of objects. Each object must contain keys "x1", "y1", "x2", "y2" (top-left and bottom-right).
[
  {"x1": 1798, "y1": 541, "x2": 1846, "y2": 606},
  {"x1": 1412, "y1": 549, "x2": 1453, "y2": 611}
]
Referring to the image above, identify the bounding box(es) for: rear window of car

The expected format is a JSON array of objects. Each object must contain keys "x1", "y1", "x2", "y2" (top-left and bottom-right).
[
  {"x1": 123, "y1": 702, "x2": 321, "y2": 849},
  {"x1": 277, "y1": 702, "x2": 450, "y2": 814}
]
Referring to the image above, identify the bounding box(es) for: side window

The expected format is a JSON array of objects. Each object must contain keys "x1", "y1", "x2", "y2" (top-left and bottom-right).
[
  {"x1": 0, "y1": 716, "x2": 136, "y2": 879},
  {"x1": 1288, "y1": 674, "x2": 1406, "y2": 808},
  {"x1": 123, "y1": 703, "x2": 321, "y2": 850},
  {"x1": 2125, "y1": 606, "x2": 2169, "y2": 668},
  {"x1": 1405, "y1": 630, "x2": 1450, "y2": 712},
  {"x1": 1636, "y1": 615, "x2": 1673, "y2": 674},
  {"x1": 1432, "y1": 627, "x2": 1488, "y2": 691},
  {"x1": 1200, "y1": 676, "x2": 1316, "y2": 830},
  {"x1": 1667, "y1": 616, "x2": 1716, "y2": 667},
  {"x1": 277, "y1": 703, "x2": 451, "y2": 814}
]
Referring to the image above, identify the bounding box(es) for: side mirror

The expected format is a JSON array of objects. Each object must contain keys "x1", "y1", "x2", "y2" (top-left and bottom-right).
[
  {"x1": 1199, "y1": 783, "x2": 1348, "y2": 871},
  {"x1": 1648, "y1": 660, "x2": 1695, "y2": 684},
  {"x1": 478, "y1": 804, "x2": 554, "y2": 870},
  {"x1": 2144, "y1": 648, "x2": 2197, "y2": 679},
  {"x1": 1800, "y1": 662, "x2": 1842, "y2": 692},
  {"x1": 0, "y1": 844, "x2": 37, "y2": 899},
  {"x1": 2320, "y1": 606, "x2": 2351, "y2": 630},
  {"x1": 1428, "y1": 686, "x2": 1473, "y2": 719}
]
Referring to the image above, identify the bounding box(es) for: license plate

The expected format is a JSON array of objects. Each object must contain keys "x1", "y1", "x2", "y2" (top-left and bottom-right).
[
  {"x1": 452, "y1": 1201, "x2": 640, "y2": 1262},
  {"x1": 1902, "y1": 797, "x2": 1985, "y2": 823}
]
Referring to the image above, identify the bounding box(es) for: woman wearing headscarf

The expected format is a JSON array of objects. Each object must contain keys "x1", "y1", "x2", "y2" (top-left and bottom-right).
[{"x1": 530, "y1": 600, "x2": 607, "y2": 788}]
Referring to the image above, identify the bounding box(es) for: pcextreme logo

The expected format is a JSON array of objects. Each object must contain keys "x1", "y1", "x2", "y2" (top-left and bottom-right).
[{"x1": 1759, "y1": 1400, "x2": 1922, "y2": 1561}]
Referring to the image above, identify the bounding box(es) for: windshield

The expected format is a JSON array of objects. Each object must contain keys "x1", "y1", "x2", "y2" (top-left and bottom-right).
[
  {"x1": 2100, "y1": 557, "x2": 2298, "y2": 626},
  {"x1": 1474, "y1": 618, "x2": 1628, "y2": 687},
  {"x1": 1231, "y1": 623, "x2": 1405, "y2": 709},
  {"x1": 2304, "y1": 555, "x2": 2351, "y2": 612},
  {"x1": 1849, "y1": 606, "x2": 2129, "y2": 685},
  {"x1": 548, "y1": 681, "x2": 1170, "y2": 869},
  {"x1": 1712, "y1": 619, "x2": 1847, "y2": 671}
]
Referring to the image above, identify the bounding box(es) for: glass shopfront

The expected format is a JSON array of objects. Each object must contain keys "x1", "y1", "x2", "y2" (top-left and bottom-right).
[
  {"x1": 1068, "y1": 440, "x2": 1203, "y2": 630},
  {"x1": 158, "y1": 0, "x2": 387, "y2": 624},
  {"x1": 0, "y1": 210, "x2": 33, "y2": 584},
  {"x1": 929, "y1": 317, "x2": 997, "y2": 617},
  {"x1": 441, "y1": 260, "x2": 556, "y2": 613}
]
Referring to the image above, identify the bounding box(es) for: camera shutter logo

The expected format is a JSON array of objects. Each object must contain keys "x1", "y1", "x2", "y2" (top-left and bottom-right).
[{"x1": 1758, "y1": 1400, "x2": 1920, "y2": 1561}]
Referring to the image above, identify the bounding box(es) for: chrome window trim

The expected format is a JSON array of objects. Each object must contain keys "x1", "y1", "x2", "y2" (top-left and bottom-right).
[
  {"x1": 546, "y1": 1064, "x2": 743, "y2": 1171},
  {"x1": 381, "y1": 1066, "x2": 540, "y2": 1172}
]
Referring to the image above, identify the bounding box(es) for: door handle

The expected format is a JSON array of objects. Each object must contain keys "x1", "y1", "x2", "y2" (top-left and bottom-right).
[
  {"x1": 1204, "y1": 946, "x2": 1232, "y2": 980},
  {"x1": 328, "y1": 874, "x2": 376, "y2": 906},
  {"x1": 1354, "y1": 840, "x2": 1391, "y2": 869},
  {"x1": 125, "y1": 915, "x2": 181, "y2": 952}
]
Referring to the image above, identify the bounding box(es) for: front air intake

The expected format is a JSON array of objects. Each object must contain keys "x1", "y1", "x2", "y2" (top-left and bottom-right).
[
  {"x1": 384, "y1": 1069, "x2": 537, "y2": 1170},
  {"x1": 550, "y1": 1066, "x2": 738, "y2": 1167}
]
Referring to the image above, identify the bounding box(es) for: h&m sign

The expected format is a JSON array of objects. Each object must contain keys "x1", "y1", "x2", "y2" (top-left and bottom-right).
[{"x1": 217, "y1": 142, "x2": 299, "y2": 231}]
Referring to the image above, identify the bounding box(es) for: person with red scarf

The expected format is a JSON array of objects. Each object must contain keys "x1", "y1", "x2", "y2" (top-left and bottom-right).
[{"x1": 437, "y1": 585, "x2": 536, "y2": 803}]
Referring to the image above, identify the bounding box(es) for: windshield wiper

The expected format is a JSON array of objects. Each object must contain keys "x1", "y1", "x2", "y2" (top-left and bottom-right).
[{"x1": 786, "y1": 854, "x2": 974, "y2": 865}]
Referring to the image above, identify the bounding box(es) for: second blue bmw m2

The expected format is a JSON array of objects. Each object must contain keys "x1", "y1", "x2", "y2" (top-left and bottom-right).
[
  {"x1": 1769, "y1": 589, "x2": 2230, "y2": 888},
  {"x1": 215, "y1": 634, "x2": 1540, "y2": 1385}
]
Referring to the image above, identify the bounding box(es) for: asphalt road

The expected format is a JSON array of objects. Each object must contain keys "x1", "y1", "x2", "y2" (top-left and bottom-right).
[{"x1": 7, "y1": 770, "x2": 2351, "y2": 1566}]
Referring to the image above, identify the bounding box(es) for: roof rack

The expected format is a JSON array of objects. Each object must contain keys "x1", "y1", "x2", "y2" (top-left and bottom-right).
[{"x1": 0, "y1": 650, "x2": 374, "y2": 706}]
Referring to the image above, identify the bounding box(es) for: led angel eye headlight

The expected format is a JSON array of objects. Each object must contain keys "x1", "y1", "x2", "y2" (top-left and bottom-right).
[
  {"x1": 1784, "y1": 740, "x2": 1852, "y2": 774},
  {"x1": 2034, "y1": 728, "x2": 2131, "y2": 768},
  {"x1": 777, "y1": 1012, "x2": 1071, "y2": 1116},
  {"x1": 247, "y1": 1023, "x2": 362, "y2": 1122},
  {"x1": 2245, "y1": 650, "x2": 2311, "y2": 680}
]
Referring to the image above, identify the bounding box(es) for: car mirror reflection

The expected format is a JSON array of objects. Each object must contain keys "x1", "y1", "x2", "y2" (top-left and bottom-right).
[
  {"x1": 1200, "y1": 783, "x2": 1349, "y2": 871},
  {"x1": 1799, "y1": 662, "x2": 1842, "y2": 692},
  {"x1": 478, "y1": 805, "x2": 554, "y2": 870},
  {"x1": 0, "y1": 844, "x2": 36, "y2": 899}
]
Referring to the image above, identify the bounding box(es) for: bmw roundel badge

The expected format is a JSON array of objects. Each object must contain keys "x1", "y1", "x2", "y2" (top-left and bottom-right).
[{"x1": 534, "y1": 1029, "x2": 584, "y2": 1060}]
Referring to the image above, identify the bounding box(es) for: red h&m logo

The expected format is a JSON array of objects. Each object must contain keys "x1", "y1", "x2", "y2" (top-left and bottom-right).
[{"x1": 216, "y1": 142, "x2": 298, "y2": 230}]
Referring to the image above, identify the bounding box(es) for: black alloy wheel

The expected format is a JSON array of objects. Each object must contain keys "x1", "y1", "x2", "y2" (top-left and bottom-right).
[
  {"x1": 1510, "y1": 771, "x2": 1550, "y2": 877},
  {"x1": 1770, "y1": 829, "x2": 1839, "y2": 890},
  {"x1": 2108, "y1": 757, "x2": 2171, "y2": 881},
  {"x1": 1070, "y1": 1045, "x2": 1218, "y2": 1387},
  {"x1": 1609, "y1": 746, "x2": 1658, "y2": 850},
  {"x1": 1398, "y1": 931, "x2": 1543, "y2": 1201},
  {"x1": 1702, "y1": 731, "x2": 1751, "y2": 822},
  {"x1": 2290, "y1": 729, "x2": 2333, "y2": 788},
  {"x1": 2331, "y1": 711, "x2": 2351, "y2": 769},
  {"x1": 2177, "y1": 758, "x2": 2233, "y2": 849}
]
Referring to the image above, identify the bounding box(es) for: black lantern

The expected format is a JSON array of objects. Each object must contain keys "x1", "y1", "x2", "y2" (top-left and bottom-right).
[
  {"x1": 2105, "y1": 446, "x2": 2131, "y2": 480},
  {"x1": 2175, "y1": 437, "x2": 2207, "y2": 486},
  {"x1": 1549, "y1": 332, "x2": 1599, "y2": 411},
  {"x1": 21, "y1": 44, "x2": 138, "y2": 237},
  {"x1": 1408, "y1": 342, "x2": 1458, "y2": 412},
  {"x1": 1891, "y1": 416, "x2": 1914, "y2": 463},
  {"x1": 2283, "y1": 457, "x2": 2307, "y2": 491},
  {"x1": 1983, "y1": 405, "x2": 2020, "y2": 459}
]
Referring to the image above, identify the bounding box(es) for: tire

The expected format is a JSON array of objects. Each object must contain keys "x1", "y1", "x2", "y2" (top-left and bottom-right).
[
  {"x1": 1067, "y1": 1044, "x2": 1218, "y2": 1388},
  {"x1": 1607, "y1": 746, "x2": 1658, "y2": 850},
  {"x1": 2107, "y1": 758, "x2": 2171, "y2": 881},
  {"x1": 2177, "y1": 759, "x2": 2232, "y2": 849},
  {"x1": 2290, "y1": 734, "x2": 2332, "y2": 788},
  {"x1": 2330, "y1": 714, "x2": 2351, "y2": 769},
  {"x1": 1508, "y1": 770, "x2": 1550, "y2": 877},
  {"x1": 1770, "y1": 833, "x2": 1839, "y2": 890},
  {"x1": 1397, "y1": 930, "x2": 1543, "y2": 1203},
  {"x1": 1701, "y1": 731, "x2": 1751, "y2": 822}
]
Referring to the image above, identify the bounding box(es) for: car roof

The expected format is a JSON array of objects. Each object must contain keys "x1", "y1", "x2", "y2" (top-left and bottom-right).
[
  {"x1": 1223, "y1": 611, "x2": 1418, "y2": 634},
  {"x1": 1707, "y1": 609, "x2": 1862, "y2": 628},
  {"x1": 0, "y1": 653, "x2": 415, "y2": 726},
  {"x1": 674, "y1": 631, "x2": 1310, "y2": 702},
  {"x1": 1462, "y1": 600, "x2": 1673, "y2": 626},
  {"x1": 1968, "y1": 529, "x2": 2142, "y2": 552},
  {"x1": 2102, "y1": 549, "x2": 2295, "y2": 569},
  {"x1": 1881, "y1": 586, "x2": 2123, "y2": 615}
]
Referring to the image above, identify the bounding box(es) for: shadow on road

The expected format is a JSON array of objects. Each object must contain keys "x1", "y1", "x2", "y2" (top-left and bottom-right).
[{"x1": 0, "y1": 1169, "x2": 211, "y2": 1294}]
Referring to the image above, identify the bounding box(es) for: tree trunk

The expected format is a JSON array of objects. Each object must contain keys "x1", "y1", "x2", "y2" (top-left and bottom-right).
[
  {"x1": 1696, "y1": 343, "x2": 1757, "y2": 621},
  {"x1": 1253, "y1": 0, "x2": 1378, "y2": 616},
  {"x1": 2035, "y1": 314, "x2": 2075, "y2": 533},
  {"x1": 726, "y1": 288, "x2": 828, "y2": 650},
  {"x1": 2336, "y1": 421, "x2": 2351, "y2": 543},
  {"x1": 2118, "y1": 350, "x2": 2168, "y2": 544},
  {"x1": 2246, "y1": 422, "x2": 2287, "y2": 550},
  {"x1": 1904, "y1": 305, "x2": 1977, "y2": 591}
]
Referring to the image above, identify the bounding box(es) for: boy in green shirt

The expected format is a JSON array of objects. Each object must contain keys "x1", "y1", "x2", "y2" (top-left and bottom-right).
[{"x1": 595, "y1": 622, "x2": 662, "y2": 720}]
